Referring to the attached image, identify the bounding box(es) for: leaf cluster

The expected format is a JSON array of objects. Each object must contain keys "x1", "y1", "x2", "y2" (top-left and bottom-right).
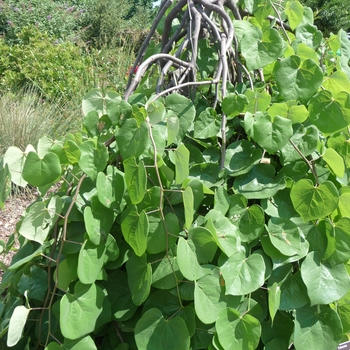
[{"x1": 1, "y1": 0, "x2": 350, "y2": 349}]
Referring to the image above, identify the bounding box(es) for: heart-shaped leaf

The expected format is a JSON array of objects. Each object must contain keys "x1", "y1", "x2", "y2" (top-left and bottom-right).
[
  {"x1": 241, "y1": 27, "x2": 284, "y2": 70},
  {"x1": 244, "y1": 113, "x2": 293, "y2": 154},
  {"x1": 216, "y1": 308, "x2": 261, "y2": 350},
  {"x1": 301, "y1": 251, "x2": 350, "y2": 305},
  {"x1": 126, "y1": 253, "x2": 152, "y2": 305},
  {"x1": 290, "y1": 179, "x2": 339, "y2": 221},
  {"x1": 193, "y1": 107, "x2": 221, "y2": 138},
  {"x1": 221, "y1": 251, "x2": 265, "y2": 296},
  {"x1": 115, "y1": 118, "x2": 149, "y2": 160},
  {"x1": 274, "y1": 55, "x2": 323, "y2": 102},
  {"x1": 281, "y1": 125, "x2": 318, "y2": 164},
  {"x1": 308, "y1": 90, "x2": 350, "y2": 133},
  {"x1": 233, "y1": 164, "x2": 286, "y2": 199},
  {"x1": 135, "y1": 308, "x2": 190, "y2": 350},
  {"x1": 60, "y1": 282, "x2": 105, "y2": 340},
  {"x1": 224, "y1": 140, "x2": 262, "y2": 176},
  {"x1": 294, "y1": 305, "x2": 343, "y2": 349},
  {"x1": 78, "y1": 140, "x2": 108, "y2": 181},
  {"x1": 121, "y1": 206, "x2": 149, "y2": 257},
  {"x1": 22, "y1": 151, "x2": 61, "y2": 187}
]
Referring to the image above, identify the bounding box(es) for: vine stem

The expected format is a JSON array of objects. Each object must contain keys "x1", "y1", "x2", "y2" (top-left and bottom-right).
[
  {"x1": 146, "y1": 117, "x2": 184, "y2": 308},
  {"x1": 39, "y1": 174, "x2": 87, "y2": 348},
  {"x1": 289, "y1": 139, "x2": 319, "y2": 186}
]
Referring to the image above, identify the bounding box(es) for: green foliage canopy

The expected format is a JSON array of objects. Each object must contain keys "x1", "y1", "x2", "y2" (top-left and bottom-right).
[{"x1": 1, "y1": 0, "x2": 350, "y2": 349}]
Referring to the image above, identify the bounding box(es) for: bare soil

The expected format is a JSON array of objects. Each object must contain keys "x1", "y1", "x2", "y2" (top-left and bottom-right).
[{"x1": 0, "y1": 192, "x2": 36, "y2": 280}]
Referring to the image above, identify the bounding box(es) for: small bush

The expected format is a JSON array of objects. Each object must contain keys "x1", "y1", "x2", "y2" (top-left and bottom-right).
[
  {"x1": 0, "y1": 26, "x2": 93, "y2": 99},
  {"x1": 0, "y1": 0, "x2": 84, "y2": 45},
  {"x1": 301, "y1": 0, "x2": 350, "y2": 36}
]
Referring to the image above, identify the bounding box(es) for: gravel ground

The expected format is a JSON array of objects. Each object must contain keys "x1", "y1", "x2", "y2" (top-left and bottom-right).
[{"x1": 0, "y1": 192, "x2": 36, "y2": 281}]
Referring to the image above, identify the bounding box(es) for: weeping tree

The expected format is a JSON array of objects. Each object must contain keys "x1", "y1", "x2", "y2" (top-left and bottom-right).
[{"x1": 1, "y1": 0, "x2": 350, "y2": 349}]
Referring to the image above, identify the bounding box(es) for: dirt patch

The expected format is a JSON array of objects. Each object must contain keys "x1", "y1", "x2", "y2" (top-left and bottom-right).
[{"x1": 0, "y1": 192, "x2": 37, "y2": 280}]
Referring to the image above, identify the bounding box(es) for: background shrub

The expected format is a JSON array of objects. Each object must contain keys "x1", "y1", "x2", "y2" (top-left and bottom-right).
[
  {"x1": 0, "y1": 26, "x2": 93, "y2": 99},
  {"x1": 0, "y1": 0, "x2": 83, "y2": 44},
  {"x1": 300, "y1": 0, "x2": 350, "y2": 36}
]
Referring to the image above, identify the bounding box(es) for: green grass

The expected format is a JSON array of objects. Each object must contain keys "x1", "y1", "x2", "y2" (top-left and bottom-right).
[{"x1": 0, "y1": 86, "x2": 81, "y2": 156}]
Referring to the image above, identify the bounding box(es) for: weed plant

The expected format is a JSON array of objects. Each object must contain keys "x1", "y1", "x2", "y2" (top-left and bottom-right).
[{"x1": 0, "y1": 86, "x2": 81, "y2": 156}]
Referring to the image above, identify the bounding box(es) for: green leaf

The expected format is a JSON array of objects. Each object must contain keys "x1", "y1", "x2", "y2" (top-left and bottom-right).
[
  {"x1": 241, "y1": 27, "x2": 284, "y2": 70},
  {"x1": 221, "y1": 251, "x2": 265, "y2": 295},
  {"x1": 8, "y1": 241, "x2": 53, "y2": 270},
  {"x1": 285, "y1": 1, "x2": 304, "y2": 30},
  {"x1": 323, "y1": 148, "x2": 345, "y2": 178},
  {"x1": 77, "y1": 240, "x2": 106, "y2": 284},
  {"x1": 166, "y1": 114, "x2": 180, "y2": 145},
  {"x1": 216, "y1": 308, "x2": 261, "y2": 350},
  {"x1": 306, "y1": 220, "x2": 331, "y2": 258},
  {"x1": 147, "y1": 212, "x2": 179, "y2": 254},
  {"x1": 327, "y1": 217, "x2": 350, "y2": 265},
  {"x1": 7, "y1": 305, "x2": 30, "y2": 347},
  {"x1": 194, "y1": 108, "x2": 221, "y2": 138},
  {"x1": 233, "y1": 164, "x2": 286, "y2": 199},
  {"x1": 147, "y1": 100, "x2": 166, "y2": 125},
  {"x1": 246, "y1": 113, "x2": 293, "y2": 154},
  {"x1": 224, "y1": 140, "x2": 262, "y2": 176},
  {"x1": 96, "y1": 165, "x2": 125, "y2": 210},
  {"x1": 222, "y1": 94, "x2": 249, "y2": 118},
  {"x1": 60, "y1": 282, "x2": 104, "y2": 340},
  {"x1": 152, "y1": 249, "x2": 183, "y2": 290},
  {"x1": 124, "y1": 158, "x2": 147, "y2": 204},
  {"x1": 194, "y1": 266, "x2": 240, "y2": 324},
  {"x1": 108, "y1": 100, "x2": 133, "y2": 126},
  {"x1": 205, "y1": 210, "x2": 242, "y2": 257},
  {"x1": 47, "y1": 336, "x2": 97, "y2": 350},
  {"x1": 244, "y1": 90, "x2": 271, "y2": 114},
  {"x1": 121, "y1": 206, "x2": 149, "y2": 257},
  {"x1": 308, "y1": 90, "x2": 350, "y2": 134},
  {"x1": 262, "y1": 188, "x2": 298, "y2": 219},
  {"x1": 290, "y1": 179, "x2": 339, "y2": 221},
  {"x1": 188, "y1": 227, "x2": 217, "y2": 264},
  {"x1": 126, "y1": 253, "x2": 152, "y2": 306},
  {"x1": 102, "y1": 271, "x2": 137, "y2": 321},
  {"x1": 55, "y1": 254, "x2": 78, "y2": 291},
  {"x1": 84, "y1": 198, "x2": 114, "y2": 245},
  {"x1": 83, "y1": 110, "x2": 100, "y2": 137},
  {"x1": 3, "y1": 146, "x2": 27, "y2": 187},
  {"x1": 18, "y1": 196, "x2": 62, "y2": 244},
  {"x1": 268, "y1": 282, "x2": 281, "y2": 323},
  {"x1": 281, "y1": 125, "x2": 318, "y2": 164},
  {"x1": 279, "y1": 270, "x2": 308, "y2": 310},
  {"x1": 294, "y1": 305, "x2": 343, "y2": 350},
  {"x1": 274, "y1": 55, "x2": 323, "y2": 102},
  {"x1": 115, "y1": 119, "x2": 149, "y2": 159},
  {"x1": 295, "y1": 21, "x2": 323, "y2": 49},
  {"x1": 17, "y1": 266, "x2": 47, "y2": 302},
  {"x1": 78, "y1": 140, "x2": 108, "y2": 181},
  {"x1": 267, "y1": 217, "x2": 309, "y2": 257},
  {"x1": 177, "y1": 237, "x2": 205, "y2": 281},
  {"x1": 169, "y1": 143, "x2": 189, "y2": 184},
  {"x1": 183, "y1": 186, "x2": 194, "y2": 229},
  {"x1": 264, "y1": 338, "x2": 288, "y2": 350},
  {"x1": 165, "y1": 94, "x2": 196, "y2": 143},
  {"x1": 22, "y1": 151, "x2": 61, "y2": 187},
  {"x1": 82, "y1": 88, "x2": 121, "y2": 116},
  {"x1": 63, "y1": 139, "x2": 81, "y2": 164},
  {"x1": 322, "y1": 70, "x2": 350, "y2": 96},
  {"x1": 0, "y1": 159, "x2": 11, "y2": 209},
  {"x1": 238, "y1": 205, "x2": 265, "y2": 242},
  {"x1": 301, "y1": 252, "x2": 350, "y2": 305},
  {"x1": 135, "y1": 308, "x2": 190, "y2": 350}
]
